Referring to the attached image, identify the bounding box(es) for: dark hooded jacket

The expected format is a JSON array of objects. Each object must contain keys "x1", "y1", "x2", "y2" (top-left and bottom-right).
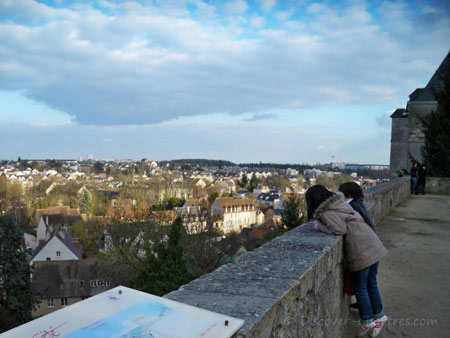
[
  {"x1": 314, "y1": 192, "x2": 387, "y2": 272},
  {"x1": 349, "y1": 199, "x2": 375, "y2": 231}
]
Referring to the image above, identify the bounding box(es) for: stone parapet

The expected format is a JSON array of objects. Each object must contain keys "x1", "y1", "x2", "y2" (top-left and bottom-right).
[
  {"x1": 164, "y1": 177, "x2": 411, "y2": 337},
  {"x1": 425, "y1": 177, "x2": 450, "y2": 195},
  {"x1": 364, "y1": 177, "x2": 410, "y2": 226}
]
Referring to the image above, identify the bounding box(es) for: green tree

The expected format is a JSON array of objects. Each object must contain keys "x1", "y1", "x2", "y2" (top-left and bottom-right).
[
  {"x1": 238, "y1": 174, "x2": 248, "y2": 188},
  {"x1": 79, "y1": 190, "x2": 93, "y2": 215},
  {"x1": 6, "y1": 182, "x2": 28, "y2": 230},
  {"x1": 0, "y1": 217, "x2": 39, "y2": 332},
  {"x1": 166, "y1": 197, "x2": 184, "y2": 210},
  {"x1": 93, "y1": 161, "x2": 104, "y2": 173},
  {"x1": 48, "y1": 160, "x2": 62, "y2": 171},
  {"x1": 263, "y1": 175, "x2": 291, "y2": 189},
  {"x1": 134, "y1": 217, "x2": 193, "y2": 296},
  {"x1": 248, "y1": 173, "x2": 259, "y2": 191},
  {"x1": 281, "y1": 195, "x2": 304, "y2": 230},
  {"x1": 208, "y1": 192, "x2": 219, "y2": 207},
  {"x1": 421, "y1": 68, "x2": 450, "y2": 176},
  {"x1": 180, "y1": 214, "x2": 223, "y2": 278},
  {"x1": 0, "y1": 175, "x2": 7, "y2": 216},
  {"x1": 68, "y1": 219, "x2": 105, "y2": 258}
]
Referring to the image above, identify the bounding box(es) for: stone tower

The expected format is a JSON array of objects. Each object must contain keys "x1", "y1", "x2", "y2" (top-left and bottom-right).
[
  {"x1": 389, "y1": 109, "x2": 409, "y2": 175},
  {"x1": 390, "y1": 51, "x2": 450, "y2": 176}
]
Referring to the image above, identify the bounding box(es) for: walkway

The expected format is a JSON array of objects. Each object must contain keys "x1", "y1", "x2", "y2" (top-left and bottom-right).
[{"x1": 342, "y1": 194, "x2": 450, "y2": 337}]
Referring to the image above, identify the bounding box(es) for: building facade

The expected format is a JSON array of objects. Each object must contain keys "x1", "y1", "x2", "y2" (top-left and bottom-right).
[
  {"x1": 210, "y1": 198, "x2": 257, "y2": 234},
  {"x1": 32, "y1": 260, "x2": 114, "y2": 318},
  {"x1": 390, "y1": 51, "x2": 449, "y2": 175}
]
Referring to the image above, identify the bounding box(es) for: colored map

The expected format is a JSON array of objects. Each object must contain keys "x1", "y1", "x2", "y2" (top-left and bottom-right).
[{"x1": 64, "y1": 300, "x2": 217, "y2": 338}]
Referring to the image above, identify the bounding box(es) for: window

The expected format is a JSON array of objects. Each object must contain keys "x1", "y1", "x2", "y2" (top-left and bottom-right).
[
  {"x1": 61, "y1": 298, "x2": 68, "y2": 307},
  {"x1": 47, "y1": 298, "x2": 54, "y2": 308},
  {"x1": 46, "y1": 257, "x2": 51, "y2": 261},
  {"x1": 90, "y1": 280, "x2": 97, "y2": 287},
  {"x1": 79, "y1": 280, "x2": 84, "y2": 287},
  {"x1": 56, "y1": 251, "x2": 61, "y2": 257}
]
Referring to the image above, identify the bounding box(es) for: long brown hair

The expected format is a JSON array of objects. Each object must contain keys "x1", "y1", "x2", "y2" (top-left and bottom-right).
[{"x1": 305, "y1": 185, "x2": 333, "y2": 220}]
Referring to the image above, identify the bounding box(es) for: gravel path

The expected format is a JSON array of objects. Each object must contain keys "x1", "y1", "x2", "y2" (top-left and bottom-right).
[{"x1": 341, "y1": 194, "x2": 450, "y2": 338}]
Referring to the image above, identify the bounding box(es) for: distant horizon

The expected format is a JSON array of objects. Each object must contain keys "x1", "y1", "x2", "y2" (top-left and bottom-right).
[{"x1": 1, "y1": 157, "x2": 389, "y2": 167}]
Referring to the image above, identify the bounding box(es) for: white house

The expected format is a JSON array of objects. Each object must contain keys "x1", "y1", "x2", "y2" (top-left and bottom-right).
[
  {"x1": 210, "y1": 198, "x2": 257, "y2": 234},
  {"x1": 195, "y1": 178, "x2": 207, "y2": 189},
  {"x1": 253, "y1": 185, "x2": 269, "y2": 198},
  {"x1": 257, "y1": 189, "x2": 285, "y2": 210},
  {"x1": 30, "y1": 228, "x2": 82, "y2": 265},
  {"x1": 44, "y1": 169, "x2": 58, "y2": 177}
]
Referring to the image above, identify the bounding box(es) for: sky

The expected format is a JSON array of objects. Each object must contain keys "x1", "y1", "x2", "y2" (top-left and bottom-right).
[{"x1": 0, "y1": 0, "x2": 449, "y2": 164}]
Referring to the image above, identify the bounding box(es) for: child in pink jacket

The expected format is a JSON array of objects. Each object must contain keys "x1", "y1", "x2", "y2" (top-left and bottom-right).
[{"x1": 306, "y1": 185, "x2": 388, "y2": 338}]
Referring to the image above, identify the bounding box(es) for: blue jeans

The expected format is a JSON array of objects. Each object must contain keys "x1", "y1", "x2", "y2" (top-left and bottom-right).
[
  {"x1": 351, "y1": 262, "x2": 384, "y2": 323},
  {"x1": 411, "y1": 177, "x2": 417, "y2": 194}
]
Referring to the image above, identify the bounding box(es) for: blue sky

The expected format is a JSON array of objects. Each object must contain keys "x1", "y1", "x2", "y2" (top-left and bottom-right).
[{"x1": 0, "y1": 0, "x2": 449, "y2": 164}]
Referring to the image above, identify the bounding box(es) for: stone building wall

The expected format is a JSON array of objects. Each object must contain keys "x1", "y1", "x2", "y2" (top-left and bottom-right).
[
  {"x1": 389, "y1": 116, "x2": 409, "y2": 175},
  {"x1": 164, "y1": 177, "x2": 411, "y2": 337},
  {"x1": 407, "y1": 102, "x2": 437, "y2": 164}
]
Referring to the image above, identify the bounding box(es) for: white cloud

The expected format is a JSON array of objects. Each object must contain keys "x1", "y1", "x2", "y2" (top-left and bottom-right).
[
  {"x1": 249, "y1": 14, "x2": 265, "y2": 28},
  {"x1": 306, "y1": 2, "x2": 327, "y2": 14},
  {"x1": 258, "y1": 0, "x2": 276, "y2": 13},
  {"x1": 222, "y1": 0, "x2": 249, "y2": 15},
  {"x1": 0, "y1": 0, "x2": 449, "y2": 128},
  {"x1": 244, "y1": 113, "x2": 278, "y2": 122},
  {"x1": 274, "y1": 10, "x2": 294, "y2": 21}
]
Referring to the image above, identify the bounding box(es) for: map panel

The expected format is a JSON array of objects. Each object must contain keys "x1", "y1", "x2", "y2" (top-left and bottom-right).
[{"x1": 0, "y1": 286, "x2": 244, "y2": 338}]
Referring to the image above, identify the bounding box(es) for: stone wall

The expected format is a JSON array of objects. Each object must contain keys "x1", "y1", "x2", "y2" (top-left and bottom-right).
[
  {"x1": 407, "y1": 102, "x2": 437, "y2": 164},
  {"x1": 164, "y1": 177, "x2": 411, "y2": 337},
  {"x1": 425, "y1": 177, "x2": 450, "y2": 195},
  {"x1": 364, "y1": 177, "x2": 411, "y2": 226}
]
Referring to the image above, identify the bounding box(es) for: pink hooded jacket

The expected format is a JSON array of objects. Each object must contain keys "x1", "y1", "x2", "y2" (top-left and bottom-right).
[{"x1": 314, "y1": 192, "x2": 387, "y2": 272}]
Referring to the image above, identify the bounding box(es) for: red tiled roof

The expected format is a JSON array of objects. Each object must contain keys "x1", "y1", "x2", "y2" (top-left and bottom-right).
[{"x1": 215, "y1": 198, "x2": 254, "y2": 209}]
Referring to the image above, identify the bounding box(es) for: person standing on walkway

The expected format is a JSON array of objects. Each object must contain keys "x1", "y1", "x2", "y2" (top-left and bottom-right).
[
  {"x1": 410, "y1": 162, "x2": 418, "y2": 194},
  {"x1": 306, "y1": 185, "x2": 389, "y2": 337},
  {"x1": 417, "y1": 165, "x2": 427, "y2": 195}
]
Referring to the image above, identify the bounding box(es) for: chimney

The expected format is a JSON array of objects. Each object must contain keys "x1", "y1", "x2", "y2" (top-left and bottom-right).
[
  {"x1": 39, "y1": 239, "x2": 44, "y2": 246},
  {"x1": 72, "y1": 238, "x2": 79, "y2": 248}
]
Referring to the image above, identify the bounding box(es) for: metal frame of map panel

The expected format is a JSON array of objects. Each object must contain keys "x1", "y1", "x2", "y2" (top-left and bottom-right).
[{"x1": 1, "y1": 286, "x2": 245, "y2": 338}]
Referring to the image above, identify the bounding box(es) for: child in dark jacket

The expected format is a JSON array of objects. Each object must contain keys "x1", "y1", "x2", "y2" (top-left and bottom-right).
[
  {"x1": 338, "y1": 182, "x2": 376, "y2": 312},
  {"x1": 339, "y1": 182, "x2": 375, "y2": 231}
]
